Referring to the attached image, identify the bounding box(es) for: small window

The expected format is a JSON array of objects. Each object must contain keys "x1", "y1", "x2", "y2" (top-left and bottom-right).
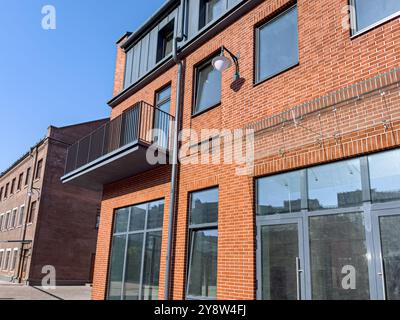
[
  {"x1": 18, "y1": 206, "x2": 25, "y2": 226},
  {"x1": 10, "y1": 209, "x2": 17, "y2": 228},
  {"x1": 0, "y1": 251, "x2": 3, "y2": 269},
  {"x1": 3, "y1": 250, "x2": 11, "y2": 270},
  {"x1": 10, "y1": 178, "x2": 16, "y2": 195},
  {"x1": 4, "y1": 183, "x2": 9, "y2": 198},
  {"x1": 10, "y1": 249, "x2": 18, "y2": 272},
  {"x1": 156, "y1": 20, "x2": 174, "y2": 63},
  {"x1": 17, "y1": 173, "x2": 24, "y2": 190},
  {"x1": 187, "y1": 188, "x2": 219, "y2": 299},
  {"x1": 199, "y1": 0, "x2": 224, "y2": 29},
  {"x1": 0, "y1": 187, "x2": 3, "y2": 201},
  {"x1": 5, "y1": 211, "x2": 10, "y2": 230},
  {"x1": 25, "y1": 167, "x2": 31, "y2": 186},
  {"x1": 255, "y1": 5, "x2": 299, "y2": 83},
  {"x1": 35, "y1": 160, "x2": 43, "y2": 180},
  {"x1": 351, "y1": 0, "x2": 400, "y2": 35},
  {"x1": 0, "y1": 214, "x2": 4, "y2": 231},
  {"x1": 28, "y1": 201, "x2": 37, "y2": 224},
  {"x1": 194, "y1": 57, "x2": 222, "y2": 115}
]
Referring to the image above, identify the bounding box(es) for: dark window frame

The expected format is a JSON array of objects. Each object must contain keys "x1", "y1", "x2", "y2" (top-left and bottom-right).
[
  {"x1": 192, "y1": 53, "x2": 222, "y2": 117},
  {"x1": 28, "y1": 201, "x2": 37, "y2": 224},
  {"x1": 156, "y1": 20, "x2": 175, "y2": 63},
  {"x1": 35, "y1": 159, "x2": 43, "y2": 180},
  {"x1": 17, "y1": 173, "x2": 23, "y2": 191},
  {"x1": 199, "y1": 0, "x2": 225, "y2": 30},
  {"x1": 186, "y1": 187, "x2": 219, "y2": 300},
  {"x1": 25, "y1": 167, "x2": 31, "y2": 186},
  {"x1": 254, "y1": 3, "x2": 299, "y2": 85}
]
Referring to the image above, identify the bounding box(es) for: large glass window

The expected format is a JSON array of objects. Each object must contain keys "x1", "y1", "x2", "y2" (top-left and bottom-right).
[
  {"x1": 352, "y1": 0, "x2": 400, "y2": 34},
  {"x1": 187, "y1": 188, "x2": 218, "y2": 299},
  {"x1": 309, "y1": 213, "x2": 370, "y2": 300},
  {"x1": 107, "y1": 200, "x2": 164, "y2": 300},
  {"x1": 368, "y1": 149, "x2": 400, "y2": 203},
  {"x1": 256, "y1": 5, "x2": 298, "y2": 83},
  {"x1": 194, "y1": 58, "x2": 221, "y2": 115},
  {"x1": 257, "y1": 171, "x2": 302, "y2": 215},
  {"x1": 308, "y1": 159, "x2": 362, "y2": 210}
]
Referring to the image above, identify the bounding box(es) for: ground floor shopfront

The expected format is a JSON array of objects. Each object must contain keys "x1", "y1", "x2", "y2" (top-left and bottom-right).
[{"x1": 94, "y1": 147, "x2": 400, "y2": 300}]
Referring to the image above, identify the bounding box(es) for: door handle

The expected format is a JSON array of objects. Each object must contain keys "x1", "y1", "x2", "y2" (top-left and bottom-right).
[{"x1": 296, "y1": 257, "x2": 303, "y2": 300}]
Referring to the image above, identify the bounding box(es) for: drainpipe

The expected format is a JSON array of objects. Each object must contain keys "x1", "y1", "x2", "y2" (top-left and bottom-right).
[{"x1": 164, "y1": 0, "x2": 187, "y2": 300}]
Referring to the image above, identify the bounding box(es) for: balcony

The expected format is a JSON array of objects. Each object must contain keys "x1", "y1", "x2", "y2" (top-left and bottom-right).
[{"x1": 61, "y1": 101, "x2": 174, "y2": 191}]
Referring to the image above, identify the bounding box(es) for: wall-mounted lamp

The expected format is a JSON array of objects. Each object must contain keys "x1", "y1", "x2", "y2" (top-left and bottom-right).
[{"x1": 212, "y1": 46, "x2": 240, "y2": 81}]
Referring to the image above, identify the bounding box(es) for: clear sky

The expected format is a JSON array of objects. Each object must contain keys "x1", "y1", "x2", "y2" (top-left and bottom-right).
[{"x1": 0, "y1": 0, "x2": 166, "y2": 173}]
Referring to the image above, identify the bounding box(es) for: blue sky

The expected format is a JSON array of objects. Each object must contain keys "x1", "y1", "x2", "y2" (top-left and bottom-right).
[{"x1": 0, "y1": 0, "x2": 165, "y2": 173}]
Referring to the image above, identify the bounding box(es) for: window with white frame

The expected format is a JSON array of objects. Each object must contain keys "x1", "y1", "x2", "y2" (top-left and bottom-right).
[
  {"x1": 5, "y1": 211, "x2": 11, "y2": 230},
  {"x1": 0, "y1": 250, "x2": 4, "y2": 269},
  {"x1": 10, "y1": 208, "x2": 17, "y2": 228},
  {"x1": 10, "y1": 249, "x2": 18, "y2": 272},
  {"x1": 3, "y1": 250, "x2": 11, "y2": 270},
  {"x1": 18, "y1": 205, "x2": 25, "y2": 226},
  {"x1": 350, "y1": 0, "x2": 400, "y2": 35},
  {"x1": 0, "y1": 214, "x2": 4, "y2": 231}
]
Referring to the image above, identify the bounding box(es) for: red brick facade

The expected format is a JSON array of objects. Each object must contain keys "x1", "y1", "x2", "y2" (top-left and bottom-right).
[{"x1": 92, "y1": 0, "x2": 400, "y2": 300}]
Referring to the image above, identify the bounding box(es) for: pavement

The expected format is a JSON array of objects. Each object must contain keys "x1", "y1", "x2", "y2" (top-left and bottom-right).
[{"x1": 0, "y1": 281, "x2": 92, "y2": 300}]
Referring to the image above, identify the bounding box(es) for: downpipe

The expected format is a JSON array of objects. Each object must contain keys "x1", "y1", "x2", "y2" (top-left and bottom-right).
[{"x1": 164, "y1": 0, "x2": 186, "y2": 300}]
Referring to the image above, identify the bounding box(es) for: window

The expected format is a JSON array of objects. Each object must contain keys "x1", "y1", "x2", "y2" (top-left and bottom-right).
[
  {"x1": 257, "y1": 171, "x2": 303, "y2": 215},
  {"x1": 10, "y1": 249, "x2": 18, "y2": 272},
  {"x1": 187, "y1": 188, "x2": 218, "y2": 299},
  {"x1": 18, "y1": 206, "x2": 25, "y2": 226},
  {"x1": 194, "y1": 57, "x2": 222, "y2": 114},
  {"x1": 351, "y1": 0, "x2": 400, "y2": 35},
  {"x1": 25, "y1": 167, "x2": 31, "y2": 186},
  {"x1": 255, "y1": 5, "x2": 299, "y2": 83},
  {"x1": 308, "y1": 159, "x2": 362, "y2": 210},
  {"x1": 17, "y1": 173, "x2": 23, "y2": 190},
  {"x1": 156, "y1": 20, "x2": 174, "y2": 63},
  {"x1": 5, "y1": 211, "x2": 10, "y2": 230},
  {"x1": 10, "y1": 209, "x2": 17, "y2": 229},
  {"x1": 0, "y1": 251, "x2": 3, "y2": 269},
  {"x1": 107, "y1": 199, "x2": 164, "y2": 300},
  {"x1": 28, "y1": 201, "x2": 37, "y2": 224},
  {"x1": 10, "y1": 178, "x2": 16, "y2": 194},
  {"x1": 154, "y1": 85, "x2": 172, "y2": 149},
  {"x1": 3, "y1": 250, "x2": 11, "y2": 270},
  {"x1": 0, "y1": 214, "x2": 4, "y2": 231},
  {"x1": 199, "y1": 0, "x2": 224, "y2": 29},
  {"x1": 35, "y1": 159, "x2": 43, "y2": 180},
  {"x1": 0, "y1": 187, "x2": 3, "y2": 201},
  {"x1": 95, "y1": 208, "x2": 100, "y2": 229},
  {"x1": 4, "y1": 183, "x2": 9, "y2": 198}
]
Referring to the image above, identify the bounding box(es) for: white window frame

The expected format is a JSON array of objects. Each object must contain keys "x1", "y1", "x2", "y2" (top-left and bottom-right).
[
  {"x1": 18, "y1": 205, "x2": 25, "y2": 226},
  {"x1": 350, "y1": 0, "x2": 400, "y2": 37},
  {"x1": 3, "y1": 249, "x2": 11, "y2": 271},
  {"x1": 0, "y1": 214, "x2": 4, "y2": 231},
  {"x1": 5, "y1": 211, "x2": 11, "y2": 230},
  {"x1": 0, "y1": 250, "x2": 4, "y2": 270},
  {"x1": 10, "y1": 248, "x2": 18, "y2": 272},
  {"x1": 10, "y1": 208, "x2": 18, "y2": 229}
]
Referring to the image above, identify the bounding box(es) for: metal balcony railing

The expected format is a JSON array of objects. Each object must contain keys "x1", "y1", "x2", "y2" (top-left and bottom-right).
[{"x1": 64, "y1": 101, "x2": 174, "y2": 175}]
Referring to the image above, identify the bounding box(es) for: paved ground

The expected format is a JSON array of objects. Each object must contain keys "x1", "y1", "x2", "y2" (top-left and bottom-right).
[{"x1": 0, "y1": 281, "x2": 92, "y2": 300}]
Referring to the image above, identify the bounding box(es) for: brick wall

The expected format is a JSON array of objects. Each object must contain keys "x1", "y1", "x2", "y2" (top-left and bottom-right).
[{"x1": 92, "y1": 0, "x2": 400, "y2": 299}]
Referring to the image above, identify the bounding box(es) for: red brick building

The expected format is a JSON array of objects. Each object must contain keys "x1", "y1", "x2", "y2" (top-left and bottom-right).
[
  {"x1": 62, "y1": 0, "x2": 400, "y2": 300},
  {"x1": 0, "y1": 120, "x2": 107, "y2": 285}
]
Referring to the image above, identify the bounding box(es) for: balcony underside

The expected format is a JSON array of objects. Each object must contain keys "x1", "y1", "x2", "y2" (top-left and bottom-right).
[{"x1": 61, "y1": 141, "x2": 167, "y2": 191}]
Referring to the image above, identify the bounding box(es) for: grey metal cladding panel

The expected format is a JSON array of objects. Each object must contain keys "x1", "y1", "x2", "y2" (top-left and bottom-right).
[
  {"x1": 139, "y1": 34, "x2": 150, "y2": 77},
  {"x1": 131, "y1": 42, "x2": 142, "y2": 83},
  {"x1": 124, "y1": 49, "x2": 134, "y2": 88},
  {"x1": 187, "y1": 0, "x2": 200, "y2": 40},
  {"x1": 147, "y1": 28, "x2": 158, "y2": 70}
]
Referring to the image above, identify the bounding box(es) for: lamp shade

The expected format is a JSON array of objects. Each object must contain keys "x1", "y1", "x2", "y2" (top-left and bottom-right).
[{"x1": 212, "y1": 55, "x2": 232, "y2": 72}]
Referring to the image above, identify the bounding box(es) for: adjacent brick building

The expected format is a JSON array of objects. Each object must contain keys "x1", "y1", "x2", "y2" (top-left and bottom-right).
[
  {"x1": 0, "y1": 120, "x2": 107, "y2": 285},
  {"x1": 62, "y1": 0, "x2": 400, "y2": 300}
]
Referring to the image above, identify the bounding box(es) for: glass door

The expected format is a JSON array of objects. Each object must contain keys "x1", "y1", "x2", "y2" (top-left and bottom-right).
[
  {"x1": 257, "y1": 218, "x2": 305, "y2": 300},
  {"x1": 373, "y1": 212, "x2": 400, "y2": 300}
]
